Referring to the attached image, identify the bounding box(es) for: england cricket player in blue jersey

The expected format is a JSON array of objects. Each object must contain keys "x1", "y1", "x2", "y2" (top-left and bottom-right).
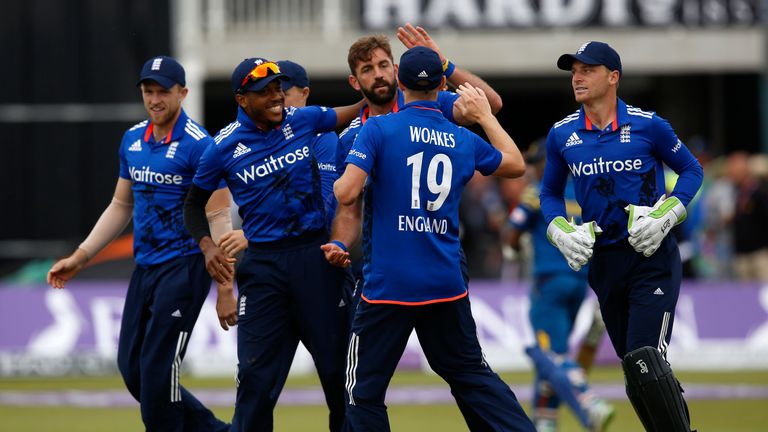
[
  {"x1": 48, "y1": 56, "x2": 232, "y2": 432},
  {"x1": 183, "y1": 58, "x2": 361, "y2": 432},
  {"x1": 507, "y1": 142, "x2": 614, "y2": 432},
  {"x1": 323, "y1": 46, "x2": 535, "y2": 432},
  {"x1": 540, "y1": 41, "x2": 703, "y2": 431}
]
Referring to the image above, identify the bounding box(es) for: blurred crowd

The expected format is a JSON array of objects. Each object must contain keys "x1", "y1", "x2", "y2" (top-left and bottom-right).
[{"x1": 460, "y1": 139, "x2": 768, "y2": 283}]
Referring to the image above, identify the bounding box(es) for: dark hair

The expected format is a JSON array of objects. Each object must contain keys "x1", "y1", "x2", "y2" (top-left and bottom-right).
[{"x1": 347, "y1": 35, "x2": 393, "y2": 76}]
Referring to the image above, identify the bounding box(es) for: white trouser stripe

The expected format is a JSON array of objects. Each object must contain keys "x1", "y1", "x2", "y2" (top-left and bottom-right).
[
  {"x1": 657, "y1": 312, "x2": 670, "y2": 357},
  {"x1": 345, "y1": 333, "x2": 359, "y2": 406},
  {"x1": 171, "y1": 331, "x2": 189, "y2": 402}
]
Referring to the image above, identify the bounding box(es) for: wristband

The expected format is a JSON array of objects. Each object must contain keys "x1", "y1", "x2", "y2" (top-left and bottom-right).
[
  {"x1": 330, "y1": 240, "x2": 348, "y2": 252},
  {"x1": 442, "y1": 60, "x2": 456, "y2": 78}
]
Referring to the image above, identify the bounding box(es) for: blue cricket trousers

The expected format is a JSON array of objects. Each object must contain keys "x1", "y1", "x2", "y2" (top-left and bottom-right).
[
  {"x1": 589, "y1": 234, "x2": 682, "y2": 358},
  {"x1": 230, "y1": 230, "x2": 350, "y2": 432},
  {"x1": 117, "y1": 254, "x2": 227, "y2": 432},
  {"x1": 343, "y1": 297, "x2": 535, "y2": 432},
  {"x1": 529, "y1": 273, "x2": 588, "y2": 354}
]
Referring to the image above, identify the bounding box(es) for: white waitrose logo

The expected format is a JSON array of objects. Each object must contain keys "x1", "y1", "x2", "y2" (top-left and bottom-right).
[
  {"x1": 128, "y1": 140, "x2": 142, "y2": 152},
  {"x1": 620, "y1": 125, "x2": 631, "y2": 143},
  {"x1": 565, "y1": 132, "x2": 582, "y2": 147},
  {"x1": 418, "y1": 70, "x2": 428, "y2": 78},
  {"x1": 671, "y1": 139, "x2": 682, "y2": 153},
  {"x1": 233, "y1": 142, "x2": 251, "y2": 158},
  {"x1": 236, "y1": 146, "x2": 311, "y2": 183},
  {"x1": 151, "y1": 58, "x2": 163, "y2": 70},
  {"x1": 129, "y1": 166, "x2": 183, "y2": 185},
  {"x1": 569, "y1": 157, "x2": 643, "y2": 177},
  {"x1": 283, "y1": 124, "x2": 294, "y2": 140},
  {"x1": 165, "y1": 141, "x2": 179, "y2": 159},
  {"x1": 348, "y1": 149, "x2": 367, "y2": 160}
]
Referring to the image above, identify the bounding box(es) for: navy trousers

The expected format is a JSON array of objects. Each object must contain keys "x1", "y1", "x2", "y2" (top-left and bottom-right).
[
  {"x1": 230, "y1": 231, "x2": 350, "y2": 432},
  {"x1": 117, "y1": 254, "x2": 227, "y2": 432},
  {"x1": 343, "y1": 297, "x2": 535, "y2": 432},
  {"x1": 589, "y1": 235, "x2": 682, "y2": 358}
]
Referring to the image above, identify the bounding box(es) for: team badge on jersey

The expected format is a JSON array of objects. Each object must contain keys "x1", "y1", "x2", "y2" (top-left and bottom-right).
[
  {"x1": 620, "y1": 125, "x2": 631, "y2": 143},
  {"x1": 165, "y1": 141, "x2": 179, "y2": 159},
  {"x1": 282, "y1": 124, "x2": 295, "y2": 140}
]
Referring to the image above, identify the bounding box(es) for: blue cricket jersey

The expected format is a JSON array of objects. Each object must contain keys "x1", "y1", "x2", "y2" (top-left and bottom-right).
[
  {"x1": 336, "y1": 88, "x2": 459, "y2": 176},
  {"x1": 540, "y1": 98, "x2": 703, "y2": 246},
  {"x1": 119, "y1": 109, "x2": 213, "y2": 265},
  {"x1": 345, "y1": 100, "x2": 502, "y2": 304},
  {"x1": 193, "y1": 105, "x2": 336, "y2": 242},
  {"x1": 313, "y1": 131, "x2": 340, "y2": 228},
  {"x1": 509, "y1": 180, "x2": 587, "y2": 277}
]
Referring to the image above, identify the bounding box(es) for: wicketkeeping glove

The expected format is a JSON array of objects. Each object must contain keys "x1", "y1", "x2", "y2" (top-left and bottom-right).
[
  {"x1": 547, "y1": 216, "x2": 602, "y2": 272},
  {"x1": 625, "y1": 195, "x2": 687, "y2": 257}
]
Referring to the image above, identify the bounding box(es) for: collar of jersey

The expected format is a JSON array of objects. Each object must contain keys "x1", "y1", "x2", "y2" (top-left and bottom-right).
[
  {"x1": 236, "y1": 106, "x2": 283, "y2": 132},
  {"x1": 579, "y1": 97, "x2": 631, "y2": 132},
  {"x1": 401, "y1": 100, "x2": 442, "y2": 113},
  {"x1": 143, "y1": 109, "x2": 188, "y2": 144},
  {"x1": 360, "y1": 87, "x2": 403, "y2": 125}
]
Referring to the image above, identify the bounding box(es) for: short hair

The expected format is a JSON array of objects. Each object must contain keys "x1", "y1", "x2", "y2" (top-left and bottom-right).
[{"x1": 347, "y1": 35, "x2": 393, "y2": 76}]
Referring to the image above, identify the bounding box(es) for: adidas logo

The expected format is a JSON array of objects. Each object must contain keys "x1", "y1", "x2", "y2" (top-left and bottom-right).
[
  {"x1": 233, "y1": 142, "x2": 251, "y2": 158},
  {"x1": 418, "y1": 70, "x2": 428, "y2": 78},
  {"x1": 338, "y1": 298, "x2": 346, "y2": 308},
  {"x1": 653, "y1": 288, "x2": 664, "y2": 295},
  {"x1": 128, "y1": 140, "x2": 142, "y2": 152},
  {"x1": 565, "y1": 132, "x2": 583, "y2": 147},
  {"x1": 171, "y1": 309, "x2": 182, "y2": 318}
]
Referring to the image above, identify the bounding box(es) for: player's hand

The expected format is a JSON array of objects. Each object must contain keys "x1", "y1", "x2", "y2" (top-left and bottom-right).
[
  {"x1": 625, "y1": 195, "x2": 686, "y2": 257},
  {"x1": 47, "y1": 249, "x2": 88, "y2": 289},
  {"x1": 454, "y1": 83, "x2": 492, "y2": 124},
  {"x1": 219, "y1": 229, "x2": 248, "y2": 257},
  {"x1": 215, "y1": 281, "x2": 238, "y2": 331},
  {"x1": 320, "y1": 243, "x2": 351, "y2": 268},
  {"x1": 547, "y1": 216, "x2": 602, "y2": 272},
  {"x1": 396, "y1": 23, "x2": 445, "y2": 62},
  {"x1": 200, "y1": 237, "x2": 236, "y2": 284}
]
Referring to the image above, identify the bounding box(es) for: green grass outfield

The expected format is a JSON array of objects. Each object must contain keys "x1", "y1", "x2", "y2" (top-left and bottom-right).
[{"x1": 1, "y1": 367, "x2": 767, "y2": 431}]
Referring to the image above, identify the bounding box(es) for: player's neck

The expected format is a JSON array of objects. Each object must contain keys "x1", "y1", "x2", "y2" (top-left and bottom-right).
[
  {"x1": 152, "y1": 109, "x2": 182, "y2": 142},
  {"x1": 583, "y1": 97, "x2": 617, "y2": 130},
  {"x1": 367, "y1": 98, "x2": 396, "y2": 117}
]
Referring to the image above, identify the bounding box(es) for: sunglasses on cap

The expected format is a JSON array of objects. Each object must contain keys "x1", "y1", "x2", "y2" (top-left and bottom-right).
[{"x1": 237, "y1": 62, "x2": 281, "y2": 93}]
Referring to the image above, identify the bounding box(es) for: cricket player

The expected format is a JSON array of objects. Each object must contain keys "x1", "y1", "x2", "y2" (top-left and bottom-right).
[
  {"x1": 47, "y1": 56, "x2": 232, "y2": 431},
  {"x1": 507, "y1": 142, "x2": 614, "y2": 432},
  {"x1": 324, "y1": 46, "x2": 535, "y2": 431},
  {"x1": 183, "y1": 57, "x2": 361, "y2": 431},
  {"x1": 540, "y1": 41, "x2": 703, "y2": 431}
]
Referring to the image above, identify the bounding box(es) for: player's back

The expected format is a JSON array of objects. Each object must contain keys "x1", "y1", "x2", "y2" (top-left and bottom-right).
[{"x1": 353, "y1": 101, "x2": 497, "y2": 303}]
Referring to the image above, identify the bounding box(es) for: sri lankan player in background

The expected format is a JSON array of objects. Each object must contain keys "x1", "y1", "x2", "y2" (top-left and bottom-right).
[
  {"x1": 47, "y1": 56, "x2": 233, "y2": 431},
  {"x1": 506, "y1": 142, "x2": 614, "y2": 432},
  {"x1": 540, "y1": 41, "x2": 703, "y2": 432}
]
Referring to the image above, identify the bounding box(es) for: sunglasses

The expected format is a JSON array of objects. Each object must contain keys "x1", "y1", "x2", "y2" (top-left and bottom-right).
[{"x1": 238, "y1": 62, "x2": 281, "y2": 93}]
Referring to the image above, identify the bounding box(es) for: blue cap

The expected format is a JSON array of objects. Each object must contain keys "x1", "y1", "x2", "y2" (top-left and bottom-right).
[
  {"x1": 557, "y1": 41, "x2": 622, "y2": 75},
  {"x1": 277, "y1": 60, "x2": 310, "y2": 91},
  {"x1": 231, "y1": 58, "x2": 286, "y2": 94},
  {"x1": 137, "y1": 56, "x2": 185, "y2": 89},
  {"x1": 397, "y1": 46, "x2": 443, "y2": 91}
]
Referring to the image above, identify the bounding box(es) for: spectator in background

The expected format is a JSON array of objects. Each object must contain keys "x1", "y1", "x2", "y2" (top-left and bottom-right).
[
  {"x1": 460, "y1": 173, "x2": 507, "y2": 278},
  {"x1": 726, "y1": 152, "x2": 768, "y2": 281}
]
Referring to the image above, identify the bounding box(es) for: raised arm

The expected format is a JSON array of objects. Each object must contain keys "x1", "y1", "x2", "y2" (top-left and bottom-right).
[
  {"x1": 321, "y1": 164, "x2": 368, "y2": 267},
  {"x1": 397, "y1": 23, "x2": 502, "y2": 119}
]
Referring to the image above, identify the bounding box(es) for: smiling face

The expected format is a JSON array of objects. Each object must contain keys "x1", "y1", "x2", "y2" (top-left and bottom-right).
[
  {"x1": 570, "y1": 61, "x2": 619, "y2": 105},
  {"x1": 141, "y1": 81, "x2": 187, "y2": 128},
  {"x1": 235, "y1": 80, "x2": 285, "y2": 130},
  {"x1": 349, "y1": 47, "x2": 398, "y2": 106}
]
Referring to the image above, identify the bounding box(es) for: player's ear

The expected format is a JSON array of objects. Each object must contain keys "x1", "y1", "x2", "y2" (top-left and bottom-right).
[
  {"x1": 609, "y1": 70, "x2": 620, "y2": 86},
  {"x1": 348, "y1": 74, "x2": 361, "y2": 91},
  {"x1": 178, "y1": 86, "x2": 189, "y2": 101},
  {"x1": 234, "y1": 93, "x2": 248, "y2": 110},
  {"x1": 301, "y1": 87, "x2": 310, "y2": 100}
]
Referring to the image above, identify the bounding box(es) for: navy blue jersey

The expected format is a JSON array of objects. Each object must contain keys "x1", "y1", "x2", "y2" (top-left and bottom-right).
[
  {"x1": 336, "y1": 88, "x2": 459, "y2": 176},
  {"x1": 193, "y1": 106, "x2": 336, "y2": 242},
  {"x1": 345, "y1": 100, "x2": 501, "y2": 304},
  {"x1": 540, "y1": 98, "x2": 703, "y2": 246},
  {"x1": 119, "y1": 110, "x2": 213, "y2": 265},
  {"x1": 509, "y1": 180, "x2": 587, "y2": 278},
  {"x1": 313, "y1": 132, "x2": 340, "y2": 226}
]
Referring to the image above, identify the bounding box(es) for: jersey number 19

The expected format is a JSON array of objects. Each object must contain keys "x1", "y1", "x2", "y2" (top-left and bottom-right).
[{"x1": 406, "y1": 152, "x2": 453, "y2": 211}]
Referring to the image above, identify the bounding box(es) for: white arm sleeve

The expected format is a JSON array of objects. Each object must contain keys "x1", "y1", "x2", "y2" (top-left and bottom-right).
[
  {"x1": 207, "y1": 207, "x2": 233, "y2": 244},
  {"x1": 78, "y1": 197, "x2": 133, "y2": 259}
]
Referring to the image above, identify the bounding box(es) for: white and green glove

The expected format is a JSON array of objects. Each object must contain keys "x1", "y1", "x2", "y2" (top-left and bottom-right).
[
  {"x1": 547, "y1": 216, "x2": 602, "y2": 272},
  {"x1": 625, "y1": 195, "x2": 687, "y2": 257}
]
